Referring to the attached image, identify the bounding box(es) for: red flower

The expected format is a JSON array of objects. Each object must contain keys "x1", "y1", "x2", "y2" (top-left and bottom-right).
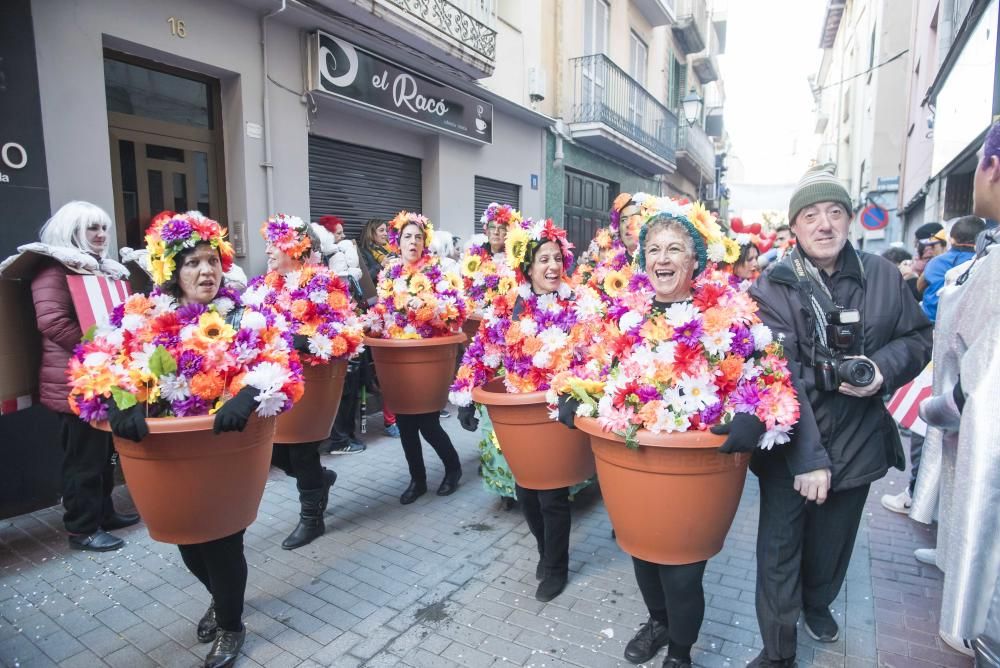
[
  {"x1": 693, "y1": 281, "x2": 726, "y2": 310},
  {"x1": 672, "y1": 343, "x2": 702, "y2": 376},
  {"x1": 613, "y1": 380, "x2": 640, "y2": 408}
]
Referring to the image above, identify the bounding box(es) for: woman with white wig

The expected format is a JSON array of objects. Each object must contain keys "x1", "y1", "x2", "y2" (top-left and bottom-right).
[{"x1": 32, "y1": 201, "x2": 139, "y2": 551}]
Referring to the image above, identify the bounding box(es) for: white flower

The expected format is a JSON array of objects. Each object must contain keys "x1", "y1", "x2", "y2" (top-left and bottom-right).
[
  {"x1": 759, "y1": 425, "x2": 792, "y2": 450},
  {"x1": 536, "y1": 292, "x2": 560, "y2": 312},
  {"x1": 121, "y1": 313, "x2": 145, "y2": 333},
  {"x1": 677, "y1": 375, "x2": 717, "y2": 411},
  {"x1": 284, "y1": 270, "x2": 303, "y2": 290},
  {"x1": 517, "y1": 282, "x2": 532, "y2": 299},
  {"x1": 528, "y1": 219, "x2": 546, "y2": 240},
  {"x1": 483, "y1": 352, "x2": 501, "y2": 368},
  {"x1": 520, "y1": 319, "x2": 539, "y2": 337},
  {"x1": 618, "y1": 310, "x2": 643, "y2": 332},
  {"x1": 309, "y1": 290, "x2": 327, "y2": 304},
  {"x1": 253, "y1": 388, "x2": 288, "y2": 417},
  {"x1": 159, "y1": 374, "x2": 190, "y2": 401},
  {"x1": 83, "y1": 351, "x2": 112, "y2": 368},
  {"x1": 557, "y1": 282, "x2": 573, "y2": 299},
  {"x1": 576, "y1": 402, "x2": 595, "y2": 417},
  {"x1": 751, "y1": 323, "x2": 774, "y2": 350},
  {"x1": 734, "y1": 233, "x2": 753, "y2": 246},
  {"x1": 573, "y1": 287, "x2": 604, "y2": 318},
  {"x1": 706, "y1": 241, "x2": 726, "y2": 263},
  {"x1": 150, "y1": 293, "x2": 175, "y2": 314},
  {"x1": 742, "y1": 358, "x2": 763, "y2": 380},
  {"x1": 241, "y1": 310, "x2": 268, "y2": 331},
  {"x1": 214, "y1": 297, "x2": 235, "y2": 317},
  {"x1": 104, "y1": 329, "x2": 124, "y2": 349},
  {"x1": 702, "y1": 329, "x2": 734, "y2": 357},
  {"x1": 130, "y1": 343, "x2": 159, "y2": 374},
  {"x1": 435, "y1": 279, "x2": 451, "y2": 293},
  {"x1": 449, "y1": 389, "x2": 473, "y2": 407},
  {"x1": 241, "y1": 286, "x2": 268, "y2": 307},
  {"x1": 243, "y1": 361, "x2": 291, "y2": 393},
  {"x1": 661, "y1": 302, "x2": 700, "y2": 327},
  {"x1": 308, "y1": 334, "x2": 333, "y2": 360},
  {"x1": 537, "y1": 326, "x2": 569, "y2": 351},
  {"x1": 531, "y1": 350, "x2": 553, "y2": 368}
]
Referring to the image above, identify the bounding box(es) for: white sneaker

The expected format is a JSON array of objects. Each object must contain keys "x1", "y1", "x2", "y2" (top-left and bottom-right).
[
  {"x1": 914, "y1": 548, "x2": 938, "y2": 566},
  {"x1": 880, "y1": 489, "x2": 912, "y2": 514},
  {"x1": 940, "y1": 630, "x2": 975, "y2": 657}
]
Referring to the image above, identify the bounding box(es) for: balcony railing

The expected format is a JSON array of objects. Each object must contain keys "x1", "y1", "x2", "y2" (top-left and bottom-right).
[
  {"x1": 676, "y1": 122, "x2": 716, "y2": 178},
  {"x1": 569, "y1": 54, "x2": 678, "y2": 163},
  {"x1": 672, "y1": 0, "x2": 708, "y2": 54},
  {"x1": 384, "y1": 0, "x2": 497, "y2": 60}
]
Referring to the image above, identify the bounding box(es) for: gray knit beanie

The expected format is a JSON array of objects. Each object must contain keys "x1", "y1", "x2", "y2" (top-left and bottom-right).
[{"x1": 788, "y1": 163, "x2": 853, "y2": 223}]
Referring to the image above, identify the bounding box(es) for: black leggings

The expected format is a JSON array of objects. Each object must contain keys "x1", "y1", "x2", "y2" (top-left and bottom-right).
[
  {"x1": 57, "y1": 413, "x2": 116, "y2": 535},
  {"x1": 633, "y1": 557, "x2": 707, "y2": 651},
  {"x1": 396, "y1": 412, "x2": 461, "y2": 483},
  {"x1": 516, "y1": 484, "x2": 570, "y2": 577},
  {"x1": 271, "y1": 441, "x2": 323, "y2": 489},
  {"x1": 177, "y1": 530, "x2": 247, "y2": 632}
]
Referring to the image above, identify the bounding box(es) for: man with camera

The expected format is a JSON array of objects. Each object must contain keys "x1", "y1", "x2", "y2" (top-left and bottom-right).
[{"x1": 745, "y1": 164, "x2": 933, "y2": 668}]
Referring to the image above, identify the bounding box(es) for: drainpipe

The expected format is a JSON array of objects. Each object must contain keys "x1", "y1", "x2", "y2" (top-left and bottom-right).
[
  {"x1": 261, "y1": 0, "x2": 288, "y2": 216},
  {"x1": 549, "y1": 124, "x2": 564, "y2": 168}
]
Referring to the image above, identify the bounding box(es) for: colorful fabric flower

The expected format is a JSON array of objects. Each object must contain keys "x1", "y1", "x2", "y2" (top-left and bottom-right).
[
  {"x1": 387, "y1": 211, "x2": 434, "y2": 256},
  {"x1": 261, "y1": 213, "x2": 313, "y2": 260},
  {"x1": 145, "y1": 211, "x2": 235, "y2": 285},
  {"x1": 365, "y1": 255, "x2": 468, "y2": 339}
]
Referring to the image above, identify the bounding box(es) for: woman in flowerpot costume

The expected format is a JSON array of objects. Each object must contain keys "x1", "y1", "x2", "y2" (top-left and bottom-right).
[
  {"x1": 572, "y1": 191, "x2": 647, "y2": 285},
  {"x1": 451, "y1": 217, "x2": 601, "y2": 602},
  {"x1": 366, "y1": 211, "x2": 467, "y2": 504},
  {"x1": 556, "y1": 201, "x2": 800, "y2": 668},
  {"x1": 242, "y1": 214, "x2": 364, "y2": 549},
  {"x1": 720, "y1": 216, "x2": 763, "y2": 289},
  {"x1": 68, "y1": 212, "x2": 304, "y2": 668}
]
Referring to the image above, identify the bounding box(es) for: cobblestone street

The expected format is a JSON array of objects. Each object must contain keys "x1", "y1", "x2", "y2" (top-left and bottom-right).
[{"x1": 0, "y1": 423, "x2": 972, "y2": 668}]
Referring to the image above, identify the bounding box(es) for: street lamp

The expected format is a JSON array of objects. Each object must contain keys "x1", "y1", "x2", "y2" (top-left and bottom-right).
[{"x1": 681, "y1": 91, "x2": 703, "y2": 127}]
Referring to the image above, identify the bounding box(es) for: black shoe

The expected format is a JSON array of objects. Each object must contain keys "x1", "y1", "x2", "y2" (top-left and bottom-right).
[
  {"x1": 624, "y1": 618, "x2": 669, "y2": 664},
  {"x1": 803, "y1": 606, "x2": 839, "y2": 642},
  {"x1": 100, "y1": 511, "x2": 141, "y2": 531},
  {"x1": 437, "y1": 469, "x2": 462, "y2": 496},
  {"x1": 747, "y1": 650, "x2": 797, "y2": 667},
  {"x1": 663, "y1": 657, "x2": 692, "y2": 668},
  {"x1": 535, "y1": 558, "x2": 545, "y2": 581},
  {"x1": 400, "y1": 480, "x2": 427, "y2": 505},
  {"x1": 440, "y1": 409, "x2": 451, "y2": 418},
  {"x1": 534, "y1": 573, "x2": 567, "y2": 602},
  {"x1": 502, "y1": 497, "x2": 516, "y2": 511},
  {"x1": 204, "y1": 626, "x2": 245, "y2": 668},
  {"x1": 329, "y1": 441, "x2": 365, "y2": 454},
  {"x1": 197, "y1": 601, "x2": 218, "y2": 643},
  {"x1": 68, "y1": 530, "x2": 124, "y2": 552},
  {"x1": 282, "y1": 485, "x2": 328, "y2": 550}
]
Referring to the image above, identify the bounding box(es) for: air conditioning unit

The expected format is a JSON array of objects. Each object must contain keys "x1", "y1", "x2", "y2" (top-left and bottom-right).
[{"x1": 528, "y1": 66, "x2": 547, "y2": 103}]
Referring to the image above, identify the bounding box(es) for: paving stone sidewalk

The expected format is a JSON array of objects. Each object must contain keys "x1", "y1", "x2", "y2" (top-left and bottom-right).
[{"x1": 0, "y1": 421, "x2": 971, "y2": 667}]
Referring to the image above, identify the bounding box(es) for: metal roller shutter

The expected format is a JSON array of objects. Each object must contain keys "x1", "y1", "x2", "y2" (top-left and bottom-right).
[
  {"x1": 308, "y1": 136, "x2": 422, "y2": 240},
  {"x1": 474, "y1": 176, "x2": 521, "y2": 233}
]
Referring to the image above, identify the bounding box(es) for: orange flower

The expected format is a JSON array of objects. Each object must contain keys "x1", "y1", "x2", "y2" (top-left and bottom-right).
[
  {"x1": 327, "y1": 291, "x2": 349, "y2": 310},
  {"x1": 702, "y1": 307, "x2": 731, "y2": 335},
  {"x1": 504, "y1": 322, "x2": 524, "y2": 347},
  {"x1": 124, "y1": 296, "x2": 153, "y2": 315},
  {"x1": 718, "y1": 354, "x2": 744, "y2": 383},
  {"x1": 330, "y1": 336, "x2": 348, "y2": 358},
  {"x1": 290, "y1": 299, "x2": 310, "y2": 320},
  {"x1": 190, "y1": 372, "x2": 225, "y2": 401}
]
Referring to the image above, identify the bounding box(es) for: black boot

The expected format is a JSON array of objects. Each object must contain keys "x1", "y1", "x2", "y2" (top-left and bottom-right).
[
  {"x1": 204, "y1": 626, "x2": 245, "y2": 668},
  {"x1": 320, "y1": 468, "x2": 337, "y2": 509},
  {"x1": 197, "y1": 600, "x2": 218, "y2": 643},
  {"x1": 437, "y1": 468, "x2": 462, "y2": 496},
  {"x1": 281, "y1": 486, "x2": 327, "y2": 550},
  {"x1": 400, "y1": 479, "x2": 427, "y2": 505}
]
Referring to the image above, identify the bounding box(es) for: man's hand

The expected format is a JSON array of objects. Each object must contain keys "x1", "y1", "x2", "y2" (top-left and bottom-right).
[
  {"x1": 838, "y1": 356, "x2": 884, "y2": 398},
  {"x1": 794, "y1": 468, "x2": 831, "y2": 504}
]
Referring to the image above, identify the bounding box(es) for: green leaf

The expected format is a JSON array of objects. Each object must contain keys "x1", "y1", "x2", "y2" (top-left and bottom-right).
[
  {"x1": 148, "y1": 345, "x2": 177, "y2": 378},
  {"x1": 110, "y1": 387, "x2": 137, "y2": 410},
  {"x1": 81, "y1": 324, "x2": 97, "y2": 343}
]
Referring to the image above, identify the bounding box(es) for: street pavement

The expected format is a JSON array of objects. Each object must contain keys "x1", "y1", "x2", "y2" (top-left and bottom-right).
[{"x1": 0, "y1": 420, "x2": 972, "y2": 667}]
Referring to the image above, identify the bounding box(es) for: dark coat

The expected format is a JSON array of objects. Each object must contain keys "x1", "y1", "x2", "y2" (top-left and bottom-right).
[
  {"x1": 748, "y1": 244, "x2": 933, "y2": 491},
  {"x1": 31, "y1": 260, "x2": 83, "y2": 414}
]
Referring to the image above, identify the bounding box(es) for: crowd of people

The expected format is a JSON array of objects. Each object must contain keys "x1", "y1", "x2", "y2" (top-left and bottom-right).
[{"x1": 6, "y1": 121, "x2": 998, "y2": 668}]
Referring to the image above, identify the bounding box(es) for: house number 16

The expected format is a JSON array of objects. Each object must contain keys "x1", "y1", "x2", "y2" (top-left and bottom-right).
[{"x1": 167, "y1": 17, "x2": 187, "y2": 38}]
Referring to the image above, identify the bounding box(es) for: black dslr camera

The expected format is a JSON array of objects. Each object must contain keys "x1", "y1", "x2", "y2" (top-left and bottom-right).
[{"x1": 815, "y1": 309, "x2": 877, "y2": 391}]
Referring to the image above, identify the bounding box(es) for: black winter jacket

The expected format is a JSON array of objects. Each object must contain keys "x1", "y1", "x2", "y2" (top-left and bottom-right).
[{"x1": 748, "y1": 244, "x2": 932, "y2": 491}]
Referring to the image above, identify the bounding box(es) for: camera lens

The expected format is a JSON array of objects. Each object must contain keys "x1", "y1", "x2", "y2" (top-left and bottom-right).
[{"x1": 839, "y1": 358, "x2": 876, "y2": 387}]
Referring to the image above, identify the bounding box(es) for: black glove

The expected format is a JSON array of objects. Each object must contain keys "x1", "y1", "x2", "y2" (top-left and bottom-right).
[
  {"x1": 458, "y1": 404, "x2": 479, "y2": 432},
  {"x1": 107, "y1": 402, "x2": 149, "y2": 442},
  {"x1": 292, "y1": 334, "x2": 310, "y2": 354},
  {"x1": 952, "y1": 377, "x2": 965, "y2": 413},
  {"x1": 558, "y1": 395, "x2": 581, "y2": 429},
  {"x1": 213, "y1": 386, "x2": 259, "y2": 434},
  {"x1": 711, "y1": 412, "x2": 767, "y2": 454}
]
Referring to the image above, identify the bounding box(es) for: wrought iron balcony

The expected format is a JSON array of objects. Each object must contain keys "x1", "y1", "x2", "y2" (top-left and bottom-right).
[
  {"x1": 383, "y1": 0, "x2": 497, "y2": 61},
  {"x1": 672, "y1": 0, "x2": 708, "y2": 55},
  {"x1": 676, "y1": 122, "x2": 716, "y2": 182},
  {"x1": 568, "y1": 53, "x2": 678, "y2": 173}
]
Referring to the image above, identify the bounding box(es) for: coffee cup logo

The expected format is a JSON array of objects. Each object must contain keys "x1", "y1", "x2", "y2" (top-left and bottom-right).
[{"x1": 475, "y1": 118, "x2": 487, "y2": 133}]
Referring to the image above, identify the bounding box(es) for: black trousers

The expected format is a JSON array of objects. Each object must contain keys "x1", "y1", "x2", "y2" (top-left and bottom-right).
[
  {"x1": 396, "y1": 412, "x2": 461, "y2": 483},
  {"x1": 755, "y1": 477, "x2": 870, "y2": 660},
  {"x1": 328, "y1": 364, "x2": 361, "y2": 446},
  {"x1": 632, "y1": 557, "x2": 707, "y2": 648},
  {"x1": 908, "y1": 433, "x2": 924, "y2": 493},
  {"x1": 177, "y1": 530, "x2": 247, "y2": 632},
  {"x1": 516, "y1": 484, "x2": 570, "y2": 577},
  {"x1": 57, "y1": 412, "x2": 116, "y2": 535},
  {"x1": 270, "y1": 441, "x2": 324, "y2": 489}
]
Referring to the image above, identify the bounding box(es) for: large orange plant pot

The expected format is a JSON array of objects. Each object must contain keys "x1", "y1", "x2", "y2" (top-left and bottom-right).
[
  {"x1": 274, "y1": 360, "x2": 347, "y2": 444},
  {"x1": 577, "y1": 417, "x2": 750, "y2": 565},
  {"x1": 472, "y1": 378, "x2": 594, "y2": 490},
  {"x1": 461, "y1": 314, "x2": 483, "y2": 340},
  {"x1": 364, "y1": 333, "x2": 466, "y2": 415},
  {"x1": 96, "y1": 414, "x2": 275, "y2": 544}
]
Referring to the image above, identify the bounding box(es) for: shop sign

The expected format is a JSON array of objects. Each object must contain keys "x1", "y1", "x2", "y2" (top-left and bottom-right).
[{"x1": 309, "y1": 31, "x2": 493, "y2": 144}]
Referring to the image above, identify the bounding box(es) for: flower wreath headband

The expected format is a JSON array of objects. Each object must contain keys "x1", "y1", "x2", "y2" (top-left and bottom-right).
[
  {"x1": 261, "y1": 213, "x2": 314, "y2": 261},
  {"x1": 481, "y1": 203, "x2": 523, "y2": 230},
  {"x1": 145, "y1": 210, "x2": 235, "y2": 285},
  {"x1": 388, "y1": 211, "x2": 434, "y2": 254},
  {"x1": 505, "y1": 218, "x2": 574, "y2": 278},
  {"x1": 637, "y1": 206, "x2": 728, "y2": 277}
]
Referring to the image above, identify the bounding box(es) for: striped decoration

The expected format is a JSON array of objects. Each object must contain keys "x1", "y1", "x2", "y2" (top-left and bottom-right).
[
  {"x1": 886, "y1": 363, "x2": 933, "y2": 437},
  {"x1": 65, "y1": 275, "x2": 131, "y2": 332}
]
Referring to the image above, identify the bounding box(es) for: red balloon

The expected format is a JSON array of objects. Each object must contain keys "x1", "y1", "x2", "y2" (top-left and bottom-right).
[
  {"x1": 730, "y1": 217, "x2": 746, "y2": 233},
  {"x1": 749, "y1": 223, "x2": 762, "y2": 235}
]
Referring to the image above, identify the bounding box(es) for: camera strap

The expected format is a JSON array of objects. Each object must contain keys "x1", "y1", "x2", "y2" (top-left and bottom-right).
[{"x1": 789, "y1": 248, "x2": 840, "y2": 353}]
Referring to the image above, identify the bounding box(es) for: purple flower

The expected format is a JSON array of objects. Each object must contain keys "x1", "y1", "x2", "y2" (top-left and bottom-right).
[
  {"x1": 173, "y1": 395, "x2": 209, "y2": 417},
  {"x1": 636, "y1": 385, "x2": 661, "y2": 403},
  {"x1": 700, "y1": 401, "x2": 724, "y2": 425},
  {"x1": 76, "y1": 396, "x2": 108, "y2": 422},
  {"x1": 673, "y1": 319, "x2": 703, "y2": 346},
  {"x1": 160, "y1": 217, "x2": 193, "y2": 243},
  {"x1": 177, "y1": 350, "x2": 205, "y2": 378},
  {"x1": 109, "y1": 304, "x2": 125, "y2": 327},
  {"x1": 730, "y1": 382, "x2": 761, "y2": 414},
  {"x1": 730, "y1": 324, "x2": 755, "y2": 358},
  {"x1": 176, "y1": 302, "x2": 208, "y2": 323}
]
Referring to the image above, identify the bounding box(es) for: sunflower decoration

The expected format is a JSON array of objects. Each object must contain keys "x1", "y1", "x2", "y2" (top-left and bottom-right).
[
  {"x1": 504, "y1": 225, "x2": 532, "y2": 269},
  {"x1": 506, "y1": 217, "x2": 575, "y2": 281},
  {"x1": 387, "y1": 210, "x2": 434, "y2": 255},
  {"x1": 461, "y1": 253, "x2": 483, "y2": 277},
  {"x1": 602, "y1": 269, "x2": 629, "y2": 298},
  {"x1": 145, "y1": 211, "x2": 235, "y2": 285}
]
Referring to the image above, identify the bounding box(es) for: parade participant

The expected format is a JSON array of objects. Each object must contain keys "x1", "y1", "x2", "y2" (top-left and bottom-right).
[
  {"x1": 243, "y1": 214, "x2": 364, "y2": 549},
  {"x1": 722, "y1": 217, "x2": 762, "y2": 287},
  {"x1": 451, "y1": 217, "x2": 597, "y2": 602},
  {"x1": 68, "y1": 211, "x2": 304, "y2": 668},
  {"x1": 558, "y1": 200, "x2": 800, "y2": 668},
  {"x1": 17, "y1": 201, "x2": 139, "y2": 552},
  {"x1": 573, "y1": 192, "x2": 648, "y2": 284},
  {"x1": 747, "y1": 164, "x2": 932, "y2": 667},
  {"x1": 366, "y1": 211, "x2": 465, "y2": 504},
  {"x1": 914, "y1": 121, "x2": 1000, "y2": 656}
]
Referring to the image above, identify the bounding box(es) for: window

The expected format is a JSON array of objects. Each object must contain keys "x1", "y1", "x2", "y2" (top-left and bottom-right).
[
  {"x1": 629, "y1": 32, "x2": 649, "y2": 128},
  {"x1": 668, "y1": 57, "x2": 687, "y2": 112},
  {"x1": 583, "y1": 0, "x2": 609, "y2": 55},
  {"x1": 867, "y1": 25, "x2": 877, "y2": 83}
]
